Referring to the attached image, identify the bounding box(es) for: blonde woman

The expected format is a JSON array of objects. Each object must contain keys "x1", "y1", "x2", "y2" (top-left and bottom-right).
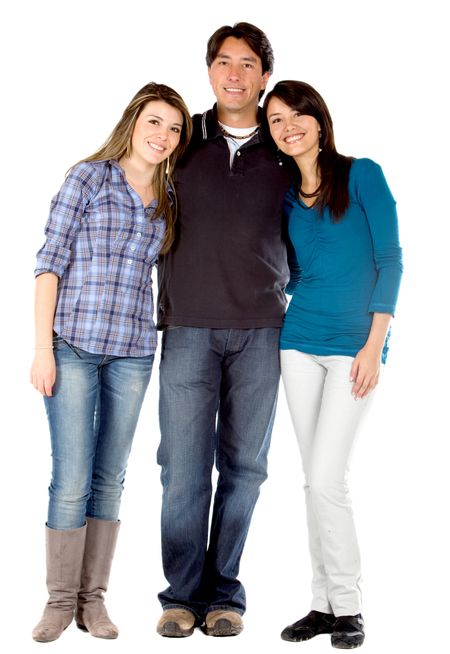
[{"x1": 31, "y1": 82, "x2": 192, "y2": 642}]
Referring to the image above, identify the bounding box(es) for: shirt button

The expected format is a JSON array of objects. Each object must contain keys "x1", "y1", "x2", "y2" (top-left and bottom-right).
[
  {"x1": 127, "y1": 259, "x2": 133, "y2": 264},
  {"x1": 236, "y1": 151, "x2": 241, "y2": 157},
  {"x1": 137, "y1": 232, "x2": 142, "y2": 238},
  {"x1": 130, "y1": 245, "x2": 136, "y2": 251}
]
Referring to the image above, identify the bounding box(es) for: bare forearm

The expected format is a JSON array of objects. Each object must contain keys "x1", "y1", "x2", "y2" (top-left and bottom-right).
[
  {"x1": 31, "y1": 273, "x2": 58, "y2": 396},
  {"x1": 364, "y1": 312, "x2": 392, "y2": 354}
]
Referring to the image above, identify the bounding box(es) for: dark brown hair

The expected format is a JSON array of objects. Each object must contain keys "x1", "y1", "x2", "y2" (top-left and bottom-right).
[
  {"x1": 77, "y1": 83, "x2": 192, "y2": 253},
  {"x1": 263, "y1": 80, "x2": 353, "y2": 221}
]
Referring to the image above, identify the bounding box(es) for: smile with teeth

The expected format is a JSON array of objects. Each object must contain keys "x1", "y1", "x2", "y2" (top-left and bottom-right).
[
  {"x1": 284, "y1": 133, "x2": 305, "y2": 144},
  {"x1": 147, "y1": 141, "x2": 165, "y2": 152},
  {"x1": 224, "y1": 87, "x2": 245, "y2": 93}
]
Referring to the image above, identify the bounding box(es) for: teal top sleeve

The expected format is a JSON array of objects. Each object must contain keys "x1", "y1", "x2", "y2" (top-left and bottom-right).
[{"x1": 354, "y1": 158, "x2": 403, "y2": 315}]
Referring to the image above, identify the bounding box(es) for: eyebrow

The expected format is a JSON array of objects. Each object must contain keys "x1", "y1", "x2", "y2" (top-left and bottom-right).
[
  {"x1": 216, "y1": 53, "x2": 258, "y2": 63},
  {"x1": 145, "y1": 113, "x2": 183, "y2": 127},
  {"x1": 267, "y1": 112, "x2": 282, "y2": 119}
]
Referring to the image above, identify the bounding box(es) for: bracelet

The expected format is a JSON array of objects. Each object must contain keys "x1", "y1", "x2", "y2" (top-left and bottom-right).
[{"x1": 34, "y1": 345, "x2": 54, "y2": 350}]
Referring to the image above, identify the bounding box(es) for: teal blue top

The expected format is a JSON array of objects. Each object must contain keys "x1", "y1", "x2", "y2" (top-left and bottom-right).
[{"x1": 281, "y1": 158, "x2": 403, "y2": 363}]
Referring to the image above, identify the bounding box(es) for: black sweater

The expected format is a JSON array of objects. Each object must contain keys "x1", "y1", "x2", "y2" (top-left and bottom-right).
[{"x1": 157, "y1": 106, "x2": 294, "y2": 329}]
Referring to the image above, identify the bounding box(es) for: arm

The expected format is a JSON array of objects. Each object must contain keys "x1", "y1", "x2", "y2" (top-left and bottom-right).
[
  {"x1": 285, "y1": 239, "x2": 301, "y2": 295},
  {"x1": 282, "y1": 210, "x2": 301, "y2": 295},
  {"x1": 31, "y1": 163, "x2": 97, "y2": 394},
  {"x1": 30, "y1": 273, "x2": 58, "y2": 396},
  {"x1": 350, "y1": 161, "x2": 403, "y2": 399},
  {"x1": 350, "y1": 312, "x2": 391, "y2": 399},
  {"x1": 357, "y1": 159, "x2": 403, "y2": 315}
]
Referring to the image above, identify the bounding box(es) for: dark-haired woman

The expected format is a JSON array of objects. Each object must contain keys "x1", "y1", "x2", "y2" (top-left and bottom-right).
[
  {"x1": 264, "y1": 81, "x2": 402, "y2": 649},
  {"x1": 31, "y1": 83, "x2": 192, "y2": 642}
]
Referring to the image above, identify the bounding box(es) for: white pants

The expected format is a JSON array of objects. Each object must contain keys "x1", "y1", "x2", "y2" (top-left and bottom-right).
[{"x1": 281, "y1": 350, "x2": 375, "y2": 616}]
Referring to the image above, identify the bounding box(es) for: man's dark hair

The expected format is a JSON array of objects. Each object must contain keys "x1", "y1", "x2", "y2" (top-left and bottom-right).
[{"x1": 206, "y1": 22, "x2": 274, "y2": 75}]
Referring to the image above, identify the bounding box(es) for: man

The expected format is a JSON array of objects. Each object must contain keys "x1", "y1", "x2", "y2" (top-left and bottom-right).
[{"x1": 156, "y1": 22, "x2": 293, "y2": 638}]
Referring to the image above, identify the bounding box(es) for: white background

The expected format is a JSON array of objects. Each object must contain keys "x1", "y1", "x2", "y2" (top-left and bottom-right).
[{"x1": 1, "y1": 1, "x2": 448, "y2": 652}]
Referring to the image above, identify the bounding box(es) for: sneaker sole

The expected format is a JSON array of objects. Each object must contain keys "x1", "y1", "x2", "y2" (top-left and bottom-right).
[
  {"x1": 157, "y1": 621, "x2": 194, "y2": 638},
  {"x1": 281, "y1": 627, "x2": 334, "y2": 642},
  {"x1": 205, "y1": 618, "x2": 243, "y2": 637},
  {"x1": 331, "y1": 633, "x2": 365, "y2": 649}
]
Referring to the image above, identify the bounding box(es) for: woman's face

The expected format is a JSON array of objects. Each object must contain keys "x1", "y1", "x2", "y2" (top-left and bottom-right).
[
  {"x1": 130, "y1": 100, "x2": 183, "y2": 168},
  {"x1": 266, "y1": 96, "x2": 321, "y2": 160}
]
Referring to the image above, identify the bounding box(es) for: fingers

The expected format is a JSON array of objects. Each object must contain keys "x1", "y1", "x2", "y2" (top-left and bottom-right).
[
  {"x1": 352, "y1": 369, "x2": 379, "y2": 399},
  {"x1": 31, "y1": 373, "x2": 54, "y2": 396},
  {"x1": 30, "y1": 352, "x2": 56, "y2": 396},
  {"x1": 350, "y1": 358, "x2": 359, "y2": 385}
]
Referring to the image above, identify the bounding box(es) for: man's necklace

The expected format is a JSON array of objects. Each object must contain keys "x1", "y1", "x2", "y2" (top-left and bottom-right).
[{"x1": 219, "y1": 124, "x2": 259, "y2": 140}]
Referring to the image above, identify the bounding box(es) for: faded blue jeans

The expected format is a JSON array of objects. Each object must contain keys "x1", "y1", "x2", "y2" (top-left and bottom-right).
[
  {"x1": 157, "y1": 327, "x2": 281, "y2": 619},
  {"x1": 44, "y1": 336, "x2": 153, "y2": 530}
]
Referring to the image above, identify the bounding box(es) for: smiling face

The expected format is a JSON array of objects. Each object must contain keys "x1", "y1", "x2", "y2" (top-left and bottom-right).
[
  {"x1": 208, "y1": 36, "x2": 270, "y2": 125},
  {"x1": 130, "y1": 100, "x2": 183, "y2": 169},
  {"x1": 267, "y1": 96, "x2": 321, "y2": 163}
]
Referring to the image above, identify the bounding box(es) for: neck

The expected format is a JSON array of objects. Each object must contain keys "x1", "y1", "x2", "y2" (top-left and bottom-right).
[
  {"x1": 118, "y1": 155, "x2": 155, "y2": 187},
  {"x1": 216, "y1": 104, "x2": 259, "y2": 129},
  {"x1": 294, "y1": 154, "x2": 320, "y2": 192}
]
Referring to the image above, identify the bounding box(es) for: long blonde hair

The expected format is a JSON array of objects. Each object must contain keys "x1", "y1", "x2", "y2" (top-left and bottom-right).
[{"x1": 78, "y1": 82, "x2": 192, "y2": 253}]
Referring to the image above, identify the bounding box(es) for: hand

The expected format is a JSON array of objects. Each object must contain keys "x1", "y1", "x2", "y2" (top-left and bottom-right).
[
  {"x1": 30, "y1": 350, "x2": 56, "y2": 397},
  {"x1": 350, "y1": 345, "x2": 381, "y2": 400}
]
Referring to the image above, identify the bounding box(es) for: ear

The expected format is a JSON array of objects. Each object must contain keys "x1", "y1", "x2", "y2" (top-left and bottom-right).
[
  {"x1": 208, "y1": 66, "x2": 213, "y2": 86},
  {"x1": 260, "y1": 71, "x2": 271, "y2": 92}
]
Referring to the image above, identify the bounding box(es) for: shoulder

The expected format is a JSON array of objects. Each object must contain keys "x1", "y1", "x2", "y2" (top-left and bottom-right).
[
  {"x1": 350, "y1": 157, "x2": 384, "y2": 181},
  {"x1": 65, "y1": 160, "x2": 109, "y2": 195},
  {"x1": 349, "y1": 157, "x2": 395, "y2": 204},
  {"x1": 67, "y1": 160, "x2": 108, "y2": 184},
  {"x1": 283, "y1": 183, "x2": 300, "y2": 210}
]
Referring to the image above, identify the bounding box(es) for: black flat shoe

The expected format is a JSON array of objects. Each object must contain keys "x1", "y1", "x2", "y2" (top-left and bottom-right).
[
  {"x1": 281, "y1": 610, "x2": 335, "y2": 642},
  {"x1": 331, "y1": 614, "x2": 365, "y2": 649}
]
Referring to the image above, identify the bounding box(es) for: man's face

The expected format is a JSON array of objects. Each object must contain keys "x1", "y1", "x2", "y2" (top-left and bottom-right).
[{"x1": 208, "y1": 36, "x2": 270, "y2": 117}]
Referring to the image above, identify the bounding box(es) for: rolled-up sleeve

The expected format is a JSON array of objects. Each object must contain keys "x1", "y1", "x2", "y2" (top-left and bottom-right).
[
  {"x1": 35, "y1": 163, "x2": 99, "y2": 277},
  {"x1": 356, "y1": 160, "x2": 403, "y2": 315}
]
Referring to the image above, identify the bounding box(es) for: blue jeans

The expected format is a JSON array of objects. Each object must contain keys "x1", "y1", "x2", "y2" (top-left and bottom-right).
[
  {"x1": 44, "y1": 337, "x2": 153, "y2": 530},
  {"x1": 158, "y1": 327, "x2": 280, "y2": 619}
]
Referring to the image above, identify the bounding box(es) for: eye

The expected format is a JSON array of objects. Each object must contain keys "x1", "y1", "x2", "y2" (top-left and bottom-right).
[
  {"x1": 243, "y1": 63, "x2": 254, "y2": 69},
  {"x1": 148, "y1": 119, "x2": 159, "y2": 125},
  {"x1": 270, "y1": 117, "x2": 281, "y2": 125},
  {"x1": 171, "y1": 127, "x2": 181, "y2": 134},
  {"x1": 293, "y1": 111, "x2": 302, "y2": 118}
]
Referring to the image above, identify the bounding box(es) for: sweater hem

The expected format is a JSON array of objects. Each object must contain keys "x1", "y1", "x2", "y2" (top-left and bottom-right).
[
  {"x1": 158, "y1": 315, "x2": 283, "y2": 329},
  {"x1": 280, "y1": 341, "x2": 358, "y2": 358}
]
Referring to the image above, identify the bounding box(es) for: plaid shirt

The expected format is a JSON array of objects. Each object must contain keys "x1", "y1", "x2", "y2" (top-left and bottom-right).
[{"x1": 35, "y1": 159, "x2": 166, "y2": 357}]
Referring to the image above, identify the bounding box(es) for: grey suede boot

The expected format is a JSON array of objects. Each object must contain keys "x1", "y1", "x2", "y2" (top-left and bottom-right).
[
  {"x1": 75, "y1": 517, "x2": 120, "y2": 639},
  {"x1": 32, "y1": 524, "x2": 87, "y2": 642}
]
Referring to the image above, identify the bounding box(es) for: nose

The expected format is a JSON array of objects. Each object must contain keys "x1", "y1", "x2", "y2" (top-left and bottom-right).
[
  {"x1": 283, "y1": 116, "x2": 300, "y2": 133},
  {"x1": 227, "y1": 64, "x2": 240, "y2": 81},
  {"x1": 156, "y1": 127, "x2": 168, "y2": 141}
]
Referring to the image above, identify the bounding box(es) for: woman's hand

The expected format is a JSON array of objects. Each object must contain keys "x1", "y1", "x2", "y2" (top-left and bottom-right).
[
  {"x1": 30, "y1": 349, "x2": 56, "y2": 397},
  {"x1": 350, "y1": 345, "x2": 381, "y2": 400}
]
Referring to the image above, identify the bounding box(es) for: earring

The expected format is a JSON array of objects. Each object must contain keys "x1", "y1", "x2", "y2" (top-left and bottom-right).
[
  {"x1": 318, "y1": 130, "x2": 322, "y2": 153},
  {"x1": 276, "y1": 147, "x2": 283, "y2": 166},
  {"x1": 165, "y1": 157, "x2": 170, "y2": 175}
]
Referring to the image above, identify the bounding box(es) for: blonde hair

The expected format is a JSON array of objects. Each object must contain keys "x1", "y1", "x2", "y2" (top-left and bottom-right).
[{"x1": 77, "y1": 82, "x2": 192, "y2": 253}]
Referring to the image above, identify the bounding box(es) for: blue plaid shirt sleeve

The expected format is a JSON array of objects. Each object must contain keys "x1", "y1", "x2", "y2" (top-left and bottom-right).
[{"x1": 35, "y1": 163, "x2": 101, "y2": 277}]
